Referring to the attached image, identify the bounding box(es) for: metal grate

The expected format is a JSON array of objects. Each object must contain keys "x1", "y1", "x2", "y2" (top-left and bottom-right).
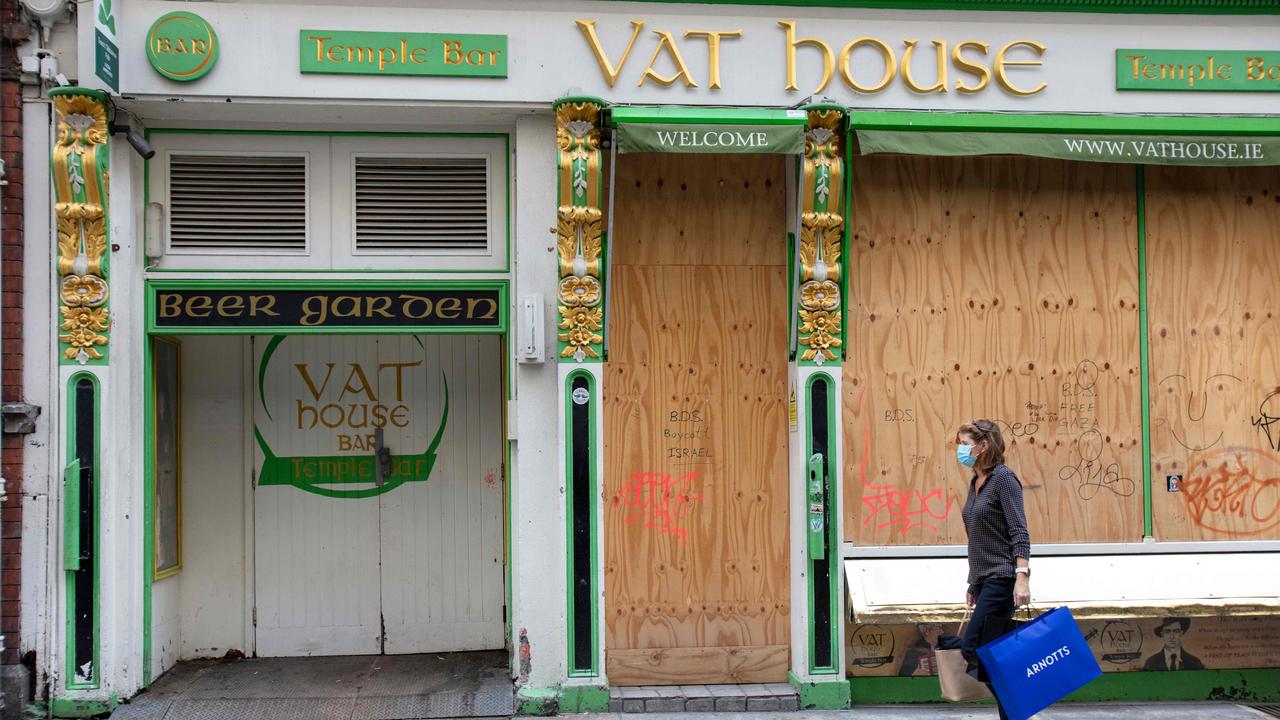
[
  {"x1": 354, "y1": 156, "x2": 489, "y2": 252},
  {"x1": 168, "y1": 154, "x2": 308, "y2": 252},
  {"x1": 1252, "y1": 705, "x2": 1280, "y2": 719}
]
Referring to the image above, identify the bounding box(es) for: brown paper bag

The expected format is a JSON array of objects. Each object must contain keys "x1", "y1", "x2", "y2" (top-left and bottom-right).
[{"x1": 938, "y1": 610, "x2": 994, "y2": 702}]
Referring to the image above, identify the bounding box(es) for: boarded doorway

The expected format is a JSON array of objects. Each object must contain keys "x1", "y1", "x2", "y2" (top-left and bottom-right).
[{"x1": 603, "y1": 153, "x2": 791, "y2": 684}]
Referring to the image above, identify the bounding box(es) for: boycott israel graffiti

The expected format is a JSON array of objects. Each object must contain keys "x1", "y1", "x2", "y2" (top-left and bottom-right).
[{"x1": 253, "y1": 335, "x2": 449, "y2": 499}]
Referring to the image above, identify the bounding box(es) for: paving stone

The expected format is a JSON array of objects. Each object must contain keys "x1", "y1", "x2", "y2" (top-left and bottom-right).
[
  {"x1": 740, "y1": 683, "x2": 772, "y2": 696},
  {"x1": 679, "y1": 685, "x2": 713, "y2": 698},
  {"x1": 714, "y1": 696, "x2": 747, "y2": 712},
  {"x1": 622, "y1": 699, "x2": 645, "y2": 713},
  {"x1": 609, "y1": 699, "x2": 623, "y2": 713},
  {"x1": 619, "y1": 687, "x2": 660, "y2": 699},
  {"x1": 645, "y1": 697, "x2": 684, "y2": 713},
  {"x1": 708, "y1": 685, "x2": 745, "y2": 697},
  {"x1": 685, "y1": 698, "x2": 715, "y2": 712},
  {"x1": 610, "y1": 687, "x2": 623, "y2": 699},
  {"x1": 779, "y1": 696, "x2": 800, "y2": 711},
  {"x1": 654, "y1": 686, "x2": 684, "y2": 699},
  {"x1": 764, "y1": 682, "x2": 795, "y2": 696},
  {"x1": 746, "y1": 696, "x2": 781, "y2": 711}
]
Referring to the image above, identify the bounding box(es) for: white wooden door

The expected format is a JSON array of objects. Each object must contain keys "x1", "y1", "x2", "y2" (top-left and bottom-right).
[
  {"x1": 253, "y1": 334, "x2": 504, "y2": 656},
  {"x1": 379, "y1": 335, "x2": 505, "y2": 654}
]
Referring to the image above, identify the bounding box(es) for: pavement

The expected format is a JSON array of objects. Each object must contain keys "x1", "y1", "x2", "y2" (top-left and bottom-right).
[{"x1": 567, "y1": 705, "x2": 1273, "y2": 719}]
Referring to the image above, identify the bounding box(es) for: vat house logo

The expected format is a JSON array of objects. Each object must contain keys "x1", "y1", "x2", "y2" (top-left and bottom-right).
[
  {"x1": 146, "y1": 11, "x2": 219, "y2": 82},
  {"x1": 254, "y1": 335, "x2": 450, "y2": 499}
]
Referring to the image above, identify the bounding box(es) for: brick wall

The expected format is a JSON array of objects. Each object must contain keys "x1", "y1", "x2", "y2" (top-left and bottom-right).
[{"x1": 0, "y1": 0, "x2": 25, "y2": 669}]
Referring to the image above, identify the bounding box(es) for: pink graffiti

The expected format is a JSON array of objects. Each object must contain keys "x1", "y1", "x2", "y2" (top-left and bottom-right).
[
  {"x1": 857, "y1": 399, "x2": 952, "y2": 534},
  {"x1": 615, "y1": 471, "x2": 703, "y2": 540},
  {"x1": 485, "y1": 469, "x2": 497, "y2": 488}
]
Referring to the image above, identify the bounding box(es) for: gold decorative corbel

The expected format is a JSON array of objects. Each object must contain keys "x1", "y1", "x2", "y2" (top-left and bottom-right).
[
  {"x1": 797, "y1": 107, "x2": 845, "y2": 365},
  {"x1": 554, "y1": 99, "x2": 606, "y2": 363},
  {"x1": 51, "y1": 89, "x2": 112, "y2": 365}
]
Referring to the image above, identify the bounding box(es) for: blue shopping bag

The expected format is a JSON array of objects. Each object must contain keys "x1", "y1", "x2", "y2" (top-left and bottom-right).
[{"x1": 976, "y1": 606, "x2": 1101, "y2": 720}]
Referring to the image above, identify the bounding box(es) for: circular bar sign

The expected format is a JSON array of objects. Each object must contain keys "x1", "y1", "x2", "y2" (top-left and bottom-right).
[{"x1": 146, "y1": 12, "x2": 218, "y2": 82}]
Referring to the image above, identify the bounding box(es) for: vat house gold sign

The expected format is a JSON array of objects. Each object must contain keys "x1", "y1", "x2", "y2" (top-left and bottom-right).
[{"x1": 575, "y1": 19, "x2": 1048, "y2": 95}]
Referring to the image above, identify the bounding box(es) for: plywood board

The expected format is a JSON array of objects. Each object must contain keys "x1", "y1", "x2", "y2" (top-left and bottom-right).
[
  {"x1": 1147, "y1": 165, "x2": 1280, "y2": 541},
  {"x1": 843, "y1": 156, "x2": 1143, "y2": 546},
  {"x1": 604, "y1": 153, "x2": 790, "y2": 684}
]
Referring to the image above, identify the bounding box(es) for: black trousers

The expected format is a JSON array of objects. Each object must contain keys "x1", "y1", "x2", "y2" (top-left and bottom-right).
[{"x1": 962, "y1": 575, "x2": 1015, "y2": 720}]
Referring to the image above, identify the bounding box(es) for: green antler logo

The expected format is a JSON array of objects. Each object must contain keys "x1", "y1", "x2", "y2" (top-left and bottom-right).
[{"x1": 254, "y1": 336, "x2": 449, "y2": 499}]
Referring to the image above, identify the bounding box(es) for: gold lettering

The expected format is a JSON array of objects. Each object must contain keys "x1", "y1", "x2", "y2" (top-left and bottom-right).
[
  {"x1": 401, "y1": 39, "x2": 408, "y2": 64},
  {"x1": 309, "y1": 35, "x2": 331, "y2": 62},
  {"x1": 175, "y1": 38, "x2": 189, "y2": 54},
  {"x1": 346, "y1": 46, "x2": 376, "y2": 63},
  {"x1": 467, "y1": 49, "x2": 485, "y2": 65},
  {"x1": 640, "y1": 30, "x2": 697, "y2": 87},
  {"x1": 400, "y1": 294, "x2": 434, "y2": 319},
  {"x1": 300, "y1": 295, "x2": 328, "y2": 326},
  {"x1": 683, "y1": 29, "x2": 742, "y2": 90},
  {"x1": 466, "y1": 297, "x2": 498, "y2": 320},
  {"x1": 295, "y1": 363, "x2": 337, "y2": 401},
  {"x1": 378, "y1": 47, "x2": 397, "y2": 70},
  {"x1": 901, "y1": 39, "x2": 947, "y2": 94},
  {"x1": 193, "y1": 39, "x2": 208, "y2": 54},
  {"x1": 379, "y1": 361, "x2": 423, "y2": 401},
  {"x1": 994, "y1": 40, "x2": 1047, "y2": 96},
  {"x1": 1125, "y1": 53, "x2": 1146, "y2": 79},
  {"x1": 952, "y1": 41, "x2": 990, "y2": 94},
  {"x1": 157, "y1": 37, "x2": 172, "y2": 54},
  {"x1": 390, "y1": 405, "x2": 411, "y2": 428},
  {"x1": 339, "y1": 364, "x2": 376, "y2": 402},
  {"x1": 575, "y1": 19, "x2": 644, "y2": 88},
  {"x1": 1142, "y1": 62, "x2": 1158, "y2": 79},
  {"x1": 436, "y1": 297, "x2": 462, "y2": 319},
  {"x1": 185, "y1": 295, "x2": 212, "y2": 318},
  {"x1": 443, "y1": 40, "x2": 463, "y2": 65},
  {"x1": 158, "y1": 293, "x2": 183, "y2": 318},
  {"x1": 410, "y1": 47, "x2": 429, "y2": 64},
  {"x1": 839, "y1": 36, "x2": 895, "y2": 94},
  {"x1": 490, "y1": 50, "x2": 501, "y2": 65},
  {"x1": 778, "y1": 20, "x2": 834, "y2": 93},
  {"x1": 216, "y1": 295, "x2": 244, "y2": 317},
  {"x1": 331, "y1": 295, "x2": 361, "y2": 318},
  {"x1": 249, "y1": 295, "x2": 279, "y2": 317},
  {"x1": 366, "y1": 296, "x2": 394, "y2": 318},
  {"x1": 1246, "y1": 56, "x2": 1265, "y2": 80},
  {"x1": 327, "y1": 44, "x2": 345, "y2": 63}
]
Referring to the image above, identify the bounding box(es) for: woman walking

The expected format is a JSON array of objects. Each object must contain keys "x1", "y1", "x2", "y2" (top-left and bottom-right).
[{"x1": 957, "y1": 419, "x2": 1032, "y2": 720}]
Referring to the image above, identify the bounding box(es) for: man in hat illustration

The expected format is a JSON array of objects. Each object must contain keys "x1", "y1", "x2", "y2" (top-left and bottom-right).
[{"x1": 1142, "y1": 617, "x2": 1204, "y2": 671}]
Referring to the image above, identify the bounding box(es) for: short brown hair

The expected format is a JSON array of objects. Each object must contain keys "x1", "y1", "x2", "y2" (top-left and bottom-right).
[{"x1": 958, "y1": 419, "x2": 1006, "y2": 473}]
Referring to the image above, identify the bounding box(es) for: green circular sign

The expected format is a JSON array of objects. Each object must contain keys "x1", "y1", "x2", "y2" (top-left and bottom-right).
[{"x1": 146, "y1": 12, "x2": 219, "y2": 82}]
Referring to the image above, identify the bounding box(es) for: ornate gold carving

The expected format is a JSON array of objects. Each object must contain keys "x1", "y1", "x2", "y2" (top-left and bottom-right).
[
  {"x1": 555, "y1": 99, "x2": 605, "y2": 363},
  {"x1": 797, "y1": 108, "x2": 845, "y2": 365},
  {"x1": 52, "y1": 90, "x2": 112, "y2": 365}
]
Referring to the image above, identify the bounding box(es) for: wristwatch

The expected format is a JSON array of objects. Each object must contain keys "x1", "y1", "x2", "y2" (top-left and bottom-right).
[{"x1": 1015, "y1": 567, "x2": 1031, "y2": 577}]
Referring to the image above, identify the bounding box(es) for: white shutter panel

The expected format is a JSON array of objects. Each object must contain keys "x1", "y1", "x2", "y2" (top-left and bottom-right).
[
  {"x1": 167, "y1": 154, "x2": 308, "y2": 252},
  {"x1": 354, "y1": 157, "x2": 489, "y2": 252}
]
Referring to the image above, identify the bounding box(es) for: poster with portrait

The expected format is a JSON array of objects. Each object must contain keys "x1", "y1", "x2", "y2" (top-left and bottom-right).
[
  {"x1": 153, "y1": 337, "x2": 182, "y2": 579},
  {"x1": 847, "y1": 614, "x2": 1280, "y2": 677}
]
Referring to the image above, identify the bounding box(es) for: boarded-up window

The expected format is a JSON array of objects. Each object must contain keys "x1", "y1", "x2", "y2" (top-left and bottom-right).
[
  {"x1": 1147, "y1": 165, "x2": 1280, "y2": 542},
  {"x1": 843, "y1": 156, "x2": 1143, "y2": 546}
]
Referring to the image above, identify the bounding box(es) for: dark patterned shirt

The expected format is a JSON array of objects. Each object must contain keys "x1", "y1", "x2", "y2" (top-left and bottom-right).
[{"x1": 961, "y1": 464, "x2": 1031, "y2": 587}]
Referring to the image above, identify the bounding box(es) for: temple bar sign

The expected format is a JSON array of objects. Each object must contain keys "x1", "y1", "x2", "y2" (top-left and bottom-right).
[{"x1": 152, "y1": 288, "x2": 502, "y2": 330}]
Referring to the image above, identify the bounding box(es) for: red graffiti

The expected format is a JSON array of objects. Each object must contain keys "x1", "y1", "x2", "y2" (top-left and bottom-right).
[
  {"x1": 615, "y1": 471, "x2": 703, "y2": 540},
  {"x1": 1182, "y1": 447, "x2": 1280, "y2": 537},
  {"x1": 857, "y1": 399, "x2": 952, "y2": 534},
  {"x1": 485, "y1": 469, "x2": 497, "y2": 488}
]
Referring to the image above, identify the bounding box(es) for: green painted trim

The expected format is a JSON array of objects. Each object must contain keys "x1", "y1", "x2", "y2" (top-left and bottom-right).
[
  {"x1": 848, "y1": 111, "x2": 1280, "y2": 136},
  {"x1": 64, "y1": 373, "x2": 102, "y2": 691},
  {"x1": 564, "y1": 370, "x2": 600, "y2": 677},
  {"x1": 1137, "y1": 165, "x2": 1153, "y2": 540},
  {"x1": 554, "y1": 95, "x2": 609, "y2": 110},
  {"x1": 44, "y1": 695, "x2": 119, "y2": 718},
  {"x1": 142, "y1": 335, "x2": 155, "y2": 684},
  {"x1": 515, "y1": 687, "x2": 560, "y2": 716},
  {"x1": 144, "y1": 279, "x2": 509, "y2": 335},
  {"x1": 790, "y1": 671, "x2": 853, "y2": 709},
  {"x1": 596, "y1": 0, "x2": 1280, "y2": 14},
  {"x1": 558, "y1": 685, "x2": 610, "y2": 713},
  {"x1": 611, "y1": 106, "x2": 806, "y2": 125},
  {"x1": 841, "y1": 131, "x2": 853, "y2": 356},
  {"x1": 142, "y1": 128, "x2": 512, "y2": 275},
  {"x1": 850, "y1": 669, "x2": 1280, "y2": 704},
  {"x1": 804, "y1": 373, "x2": 841, "y2": 674}
]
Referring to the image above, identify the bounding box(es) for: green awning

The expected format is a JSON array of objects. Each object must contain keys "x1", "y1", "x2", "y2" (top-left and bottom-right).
[
  {"x1": 855, "y1": 129, "x2": 1280, "y2": 166},
  {"x1": 613, "y1": 106, "x2": 807, "y2": 154}
]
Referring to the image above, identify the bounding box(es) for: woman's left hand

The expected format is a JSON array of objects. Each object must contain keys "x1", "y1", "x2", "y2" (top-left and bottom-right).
[{"x1": 1014, "y1": 576, "x2": 1031, "y2": 607}]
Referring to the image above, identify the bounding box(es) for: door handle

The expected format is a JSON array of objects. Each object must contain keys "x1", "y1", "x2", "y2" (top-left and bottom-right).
[
  {"x1": 807, "y1": 453, "x2": 826, "y2": 560},
  {"x1": 374, "y1": 428, "x2": 393, "y2": 487}
]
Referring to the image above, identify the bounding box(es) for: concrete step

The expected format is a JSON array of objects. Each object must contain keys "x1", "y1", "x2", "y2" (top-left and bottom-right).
[{"x1": 609, "y1": 684, "x2": 799, "y2": 713}]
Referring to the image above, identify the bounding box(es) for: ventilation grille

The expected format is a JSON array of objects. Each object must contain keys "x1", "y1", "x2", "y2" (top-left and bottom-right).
[
  {"x1": 168, "y1": 154, "x2": 307, "y2": 252},
  {"x1": 354, "y1": 157, "x2": 489, "y2": 252}
]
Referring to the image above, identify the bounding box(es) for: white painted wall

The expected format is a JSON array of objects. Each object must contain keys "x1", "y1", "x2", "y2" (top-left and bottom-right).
[
  {"x1": 102, "y1": 0, "x2": 1280, "y2": 115},
  {"x1": 509, "y1": 114, "x2": 566, "y2": 688},
  {"x1": 176, "y1": 335, "x2": 249, "y2": 660}
]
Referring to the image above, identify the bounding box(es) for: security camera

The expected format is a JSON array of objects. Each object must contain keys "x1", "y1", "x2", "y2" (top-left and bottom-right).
[{"x1": 108, "y1": 111, "x2": 156, "y2": 160}]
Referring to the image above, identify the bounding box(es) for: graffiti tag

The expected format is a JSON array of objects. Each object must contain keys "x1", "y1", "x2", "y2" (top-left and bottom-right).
[
  {"x1": 1182, "y1": 447, "x2": 1280, "y2": 537},
  {"x1": 1250, "y1": 390, "x2": 1280, "y2": 452},
  {"x1": 1060, "y1": 429, "x2": 1135, "y2": 500},
  {"x1": 615, "y1": 471, "x2": 703, "y2": 540}
]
